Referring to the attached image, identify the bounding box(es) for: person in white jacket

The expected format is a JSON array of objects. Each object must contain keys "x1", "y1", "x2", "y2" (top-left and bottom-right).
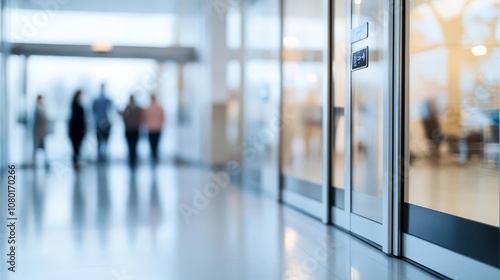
[{"x1": 142, "y1": 95, "x2": 165, "y2": 164}]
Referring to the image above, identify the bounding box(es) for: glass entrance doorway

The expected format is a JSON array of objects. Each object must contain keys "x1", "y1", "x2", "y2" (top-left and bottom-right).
[
  {"x1": 330, "y1": 0, "x2": 394, "y2": 252},
  {"x1": 328, "y1": 0, "x2": 500, "y2": 277}
]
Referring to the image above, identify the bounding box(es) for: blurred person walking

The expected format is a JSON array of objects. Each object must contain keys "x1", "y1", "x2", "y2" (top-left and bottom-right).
[
  {"x1": 143, "y1": 95, "x2": 165, "y2": 164},
  {"x1": 121, "y1": 95, "x2": 142, "y2": 167},
  {"x1": 32, "y1": 95, "x2": 49, "y2": 168},
  {"x1": 93, "y1": 83, "x2": 113, "y2": 162},
  {"x1": 69, "y1": 90, "x2": 86, "y2": 170}
]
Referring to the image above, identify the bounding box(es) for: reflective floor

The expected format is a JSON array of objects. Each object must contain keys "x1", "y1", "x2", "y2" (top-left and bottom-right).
[{"x1": 1, "y1": 164, "x2": 437, "y2": 280}]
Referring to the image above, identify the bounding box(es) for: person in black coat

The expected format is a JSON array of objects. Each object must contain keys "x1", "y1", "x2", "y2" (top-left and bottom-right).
[
  {"x1": 69, "y1": 90, "x2": 86, "y2": 169},
  {"x1": 120, "y1": 95, "x2": 142, "y2": 167}
]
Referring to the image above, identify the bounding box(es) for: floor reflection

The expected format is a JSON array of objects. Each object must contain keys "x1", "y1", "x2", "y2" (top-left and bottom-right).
[
  {"x1": 127, "y1": 170, "x2": 139, "y2": 244},
  {"x1": 4, "y1": 164, "x2": 437, "y2": 280},
  {"x1": 96, "y1": 165, "x2": 111, "y2": 247},
  {"x1": 32, "y1": 169, "x2": 46, "y2": 236},
  {"x1": 72, "y1": 172, "x2": 85, "y2": 247},
  {"x1": 148, "y1": 170, "x2": 163, "y2": 243}
]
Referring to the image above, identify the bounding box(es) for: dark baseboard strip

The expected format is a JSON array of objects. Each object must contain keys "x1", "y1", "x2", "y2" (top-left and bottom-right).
[
  {"x1": 281, "y1": 175, "x2": 322, "y2": 202},
  {"x1": 330, "y1": 187, "x2": 345, "y2": 210},
  {"x1": 403, "y1": 203, "x2": 499, "y2": 268}
]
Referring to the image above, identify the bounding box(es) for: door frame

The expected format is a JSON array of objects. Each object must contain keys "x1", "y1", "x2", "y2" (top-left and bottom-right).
[{"x1": 327, "y1": 0, "x2": 399, "y2": 254}]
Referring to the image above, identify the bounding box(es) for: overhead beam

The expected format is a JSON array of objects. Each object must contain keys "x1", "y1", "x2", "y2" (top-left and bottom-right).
[{"x1": 10, "y1": 43, "x2": 198, "y2": 62}]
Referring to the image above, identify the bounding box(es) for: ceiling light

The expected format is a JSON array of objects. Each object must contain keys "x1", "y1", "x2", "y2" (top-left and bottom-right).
[
  {"x1": 92, "y1": 42, "x2": 113, "y2": 53},
  {"x1": 283, "y1": 36, "x2": 300, "y2": 49},
  {"x1": 471, "y1": 45, "x2": 487, "y2": 56}
]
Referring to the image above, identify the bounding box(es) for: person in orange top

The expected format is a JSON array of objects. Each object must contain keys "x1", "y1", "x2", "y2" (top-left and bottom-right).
[{"x1": 142, "y1": 94, "x2": 165, "y2": 164}]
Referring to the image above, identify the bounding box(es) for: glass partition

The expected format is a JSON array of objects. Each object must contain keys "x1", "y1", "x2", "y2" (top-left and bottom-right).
[
  {"x1": 350, "y1": 0, "x2": 386, "y2": 224},
  {"x1": 241, "y1": 0, "x2": 281, "y2": 195},
  {"x1": 406, "y1": 0, "x2": 499, "y2": 269},
  {"x1": 281, "y1": 0, "x2": 325, "y2": 200},
  {"x1": 331, "y1": 0, "x2": 348, "y2": 209}
]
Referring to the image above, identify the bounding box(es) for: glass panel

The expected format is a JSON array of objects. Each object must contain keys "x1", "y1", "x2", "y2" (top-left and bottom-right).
[
  {"x1": 227, "y1": 8, "x2": 242, "y2": 50},
  {"x1": 351, "y1": 0, "x2": 386, "y2": 223},
  {"x1": 407, "y1": 0, "x2": 499, "y2": 227},
  {"x1": 281, "y1": 0, "x2": 324, "y2": 185},
  {"x1": 242, "y1": 0, "x2": 281, "y2": 192},
  {"x1": 0, "y1": 0, "x2": 4, "y2": 170},
  {"x1": 331, "y1": 0, "x2": 349, "y2": 209}
]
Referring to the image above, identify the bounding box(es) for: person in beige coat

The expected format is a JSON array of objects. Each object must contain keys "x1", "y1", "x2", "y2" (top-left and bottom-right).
[{"x1": 142, "y1": 95, "x2": 165, "y2": 164}]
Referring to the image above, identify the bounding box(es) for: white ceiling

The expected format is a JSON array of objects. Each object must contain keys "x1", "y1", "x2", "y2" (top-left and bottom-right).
[{"x1": 11, "y1": 0, "x2": 179, "y2": 14}]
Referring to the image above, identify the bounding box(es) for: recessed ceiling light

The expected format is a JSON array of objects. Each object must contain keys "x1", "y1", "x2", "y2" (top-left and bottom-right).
[
  {"x1": 471, "y1": 45, "x2": 487, "y2": 56},
  {"x1": 92, "y1": 42, "x2": 113, "y2": 53}
]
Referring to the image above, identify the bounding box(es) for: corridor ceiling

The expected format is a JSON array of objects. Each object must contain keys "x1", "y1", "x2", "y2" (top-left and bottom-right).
[{"x1": 10, "y1": 0, "x2": 178, "y2": 14}]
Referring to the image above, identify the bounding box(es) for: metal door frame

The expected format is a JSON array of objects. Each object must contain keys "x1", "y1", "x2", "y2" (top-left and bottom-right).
[
  {"x1": 397, "y1": 0, "x2": 500, "y2": 278},
  {"x1": 327, "y1": 0, "x2": 398, "y2": 254}
]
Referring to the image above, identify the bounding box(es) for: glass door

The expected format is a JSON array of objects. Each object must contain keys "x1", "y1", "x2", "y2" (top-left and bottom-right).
[
  {"x1": 402, "y1": 0, "x2": 500, "y2": 277},
  {"x1": 330, "y1": 0, "x2": 394, "y2": 252},
  {"x1": 280, "y1": 0, "x2": 327, "y2": 219},
  {"x1": 350, "y1": 0, "x2": 391, "y2": 250}
]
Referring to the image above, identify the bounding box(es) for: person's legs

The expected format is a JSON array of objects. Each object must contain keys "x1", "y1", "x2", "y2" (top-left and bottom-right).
[
  {"x1": 149, "y1": 132, "x2": 161, "y2": 163},
  {"x1": 126, "y1": 130, "x2": 139, "y2": 167},
  {"x1": 96, "y1": 131, "x2": 104, "y2": 161},
  {"x1": 102, "y1": 130, "x2": 110, "y2": 160},
  {"x1": 125, "y1": 131, "x2": 134, "y2": 166},
  {"x1": 33, "y1": 140, "x2": 38, "y2": 166},
  {"x1": 71, "y1": 137, "x2": 81, "y2": 168},
  {"x1": 97, "y1": 129, "x2": 110, "y2": 162},
  {"x1": 130, "y1": 130, "x2": 139, "y2": 166},
  {"x1": 42, "y1": 145, "x2": 49, "y2": 169}
]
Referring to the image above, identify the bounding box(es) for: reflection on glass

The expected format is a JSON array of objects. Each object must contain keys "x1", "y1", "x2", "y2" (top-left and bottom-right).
[
  {"x1": 281, "y1": 0, "x2": 324, "y2": 185},
  {"x1": 351, "y1": 0, "x2": 385, "y2": 223},
  {"x1": 242, "y1": 0, "x2": 281, "y2": 191},
  {"x1": 331, "y1": 0, "x2": 348, "y2": 209},
  {"x1": 407, "y1": 0, "x2": 500, "y2": 227}
]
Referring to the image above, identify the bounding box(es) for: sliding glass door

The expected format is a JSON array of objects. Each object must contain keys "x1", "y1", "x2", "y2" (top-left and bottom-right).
[
  {"x1": 329, "y1": 0, "x2": 394, "y2": 253},
  {"x1": 402, "y1": 0, "x2": 500, "y2": 277},
  {"x1": 280, "y1": 0, "x2": 327, "y2": 218}
]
